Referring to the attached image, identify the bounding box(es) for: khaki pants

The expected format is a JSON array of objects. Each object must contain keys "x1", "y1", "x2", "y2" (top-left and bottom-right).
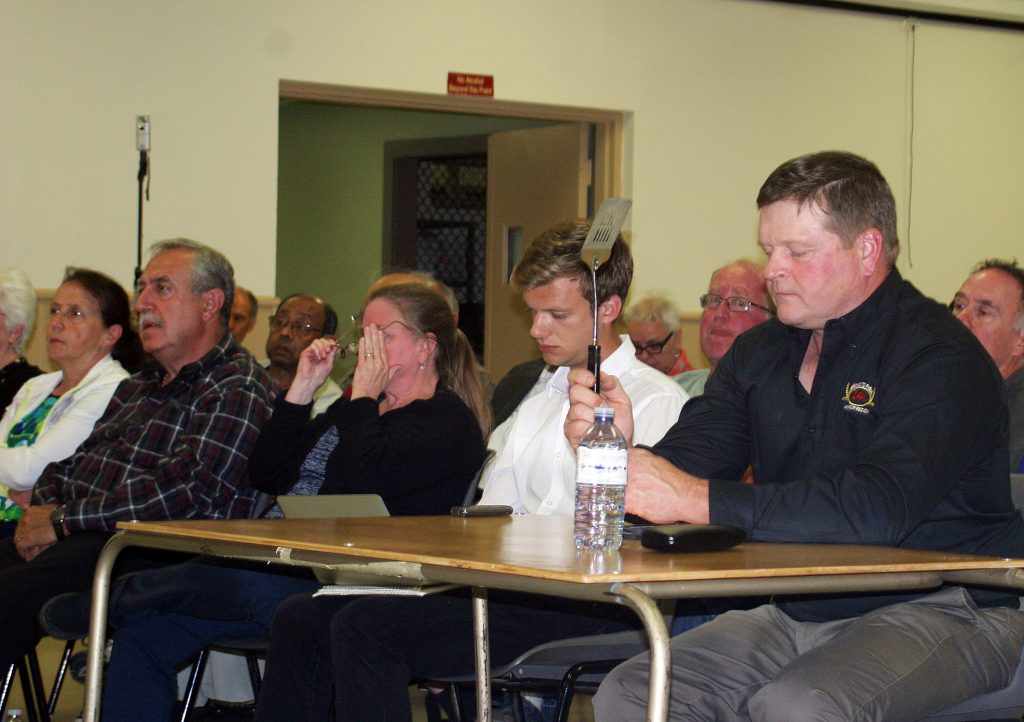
[{"x1": 594, "y1": 587, "x2": 1024, "y2": 722}]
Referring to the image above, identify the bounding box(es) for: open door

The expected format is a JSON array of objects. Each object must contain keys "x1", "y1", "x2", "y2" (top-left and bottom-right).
[{"x1": 484, "y1": 123, "x2": 591, "y2": 380}]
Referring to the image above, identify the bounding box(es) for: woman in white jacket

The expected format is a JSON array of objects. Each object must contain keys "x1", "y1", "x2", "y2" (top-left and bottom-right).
[{"x1": 0, "y1": 268, "x2": 141, "y2": 531}]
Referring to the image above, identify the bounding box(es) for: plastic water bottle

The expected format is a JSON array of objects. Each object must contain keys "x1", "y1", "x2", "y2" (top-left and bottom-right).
[{"x1": 574, "y1": 407, "x2": 627, "y2": 550}]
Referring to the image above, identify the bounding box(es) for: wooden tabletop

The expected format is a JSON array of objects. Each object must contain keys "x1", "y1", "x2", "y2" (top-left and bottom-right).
[{"x1": 117, "y1": 515, "x2": 1024, "y2": 585}]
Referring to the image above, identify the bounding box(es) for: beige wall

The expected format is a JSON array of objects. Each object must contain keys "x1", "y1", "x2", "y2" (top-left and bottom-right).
[{"x1": 4, "y1": 0, "x2": 1024, "y2": 321}]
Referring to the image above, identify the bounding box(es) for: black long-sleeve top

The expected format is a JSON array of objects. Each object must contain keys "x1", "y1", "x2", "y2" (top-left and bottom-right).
[
  {"x1": 0, "y1": 358, "x2": 42, "y2": 417},
  {"x1": 651, "y1": 269, "x2": 1024, "y2": 621},
  {"x1": 249, "y1": 389, "x2": 486, "y2": 516}
]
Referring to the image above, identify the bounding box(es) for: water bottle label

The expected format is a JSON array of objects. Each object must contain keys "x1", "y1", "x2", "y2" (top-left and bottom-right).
[{"x1": 576, "y1": 446, "x2": 627, "y2": 486}]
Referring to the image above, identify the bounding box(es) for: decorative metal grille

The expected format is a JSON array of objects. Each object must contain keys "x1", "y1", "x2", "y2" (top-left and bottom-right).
[
  {"x1": 413, "y1": 155, "x2": 487, "y2": 358},
  {"x1": 414, "y1": 156, "x2": 486, "y2": 306}
]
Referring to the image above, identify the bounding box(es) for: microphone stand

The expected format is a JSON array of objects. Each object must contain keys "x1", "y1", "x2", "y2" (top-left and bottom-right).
[
  {"x1": 135, "y1": 149, "x2": 149, "y2": 286},
  {"x1": 134, "y1": 115, "x2": 151, "y2": 285}
]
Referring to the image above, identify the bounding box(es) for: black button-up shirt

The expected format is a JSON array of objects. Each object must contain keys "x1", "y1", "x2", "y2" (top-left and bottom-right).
[{"x1": 652, "y1": 269, "x2": 1024, "y2": 620}]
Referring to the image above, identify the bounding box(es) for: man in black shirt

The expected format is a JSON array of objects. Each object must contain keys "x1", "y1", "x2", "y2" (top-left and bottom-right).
[{"x1": 567, "y1": 151, "x2": 1024, "y2": 721}]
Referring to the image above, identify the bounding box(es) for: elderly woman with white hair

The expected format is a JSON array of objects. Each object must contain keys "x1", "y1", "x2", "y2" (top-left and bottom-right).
[
  {"x1": 0, "y1": 269, "x2": 43, "y2": 415},
  {"x1": 623, "y1": 292, "x2": 693, "y2": 376}
]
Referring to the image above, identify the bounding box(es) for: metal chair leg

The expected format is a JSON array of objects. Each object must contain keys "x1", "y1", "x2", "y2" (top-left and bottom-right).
[
  {"x1": 551, "y1": 658, "x2": 624, "y2": 722},
  {"x1": 243, "y1": 649, "x2": 262, "y2": 700},
  {"x1": 17, "y1": 657, "x2": 39, "y2": 722},
  {"x1": 47, "y1": 640, "x2": 76, "y2": 718},
  {"x1": 25, "y1": 650, "x2": 51, "y2": 722},
  {"x1": 179, "y1": 647, "x2": 210, "y2": 722},
  {"x1": 1, "y1": 655, "x2": 51, "y2": 722},
  {"x1": 0, "y1": 662, "x2": 16, "y2": 715},
  {"x1": 445, "y1": 684, "x2": 464, "y2": 722}
]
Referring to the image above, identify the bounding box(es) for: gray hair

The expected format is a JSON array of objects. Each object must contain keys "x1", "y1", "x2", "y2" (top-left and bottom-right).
[
  {"x1": 623, "y1": 293, "x2": 681, "y2": 331},
  {"x1": 148, "y1": 238, "x2": 235, "y2": 326},
  {"x1": 0, "y1": 268, "x2": 36, "y2": 354},
  {"x1": 973, "y1": 259, "x2": 1024, "y2": 333}
]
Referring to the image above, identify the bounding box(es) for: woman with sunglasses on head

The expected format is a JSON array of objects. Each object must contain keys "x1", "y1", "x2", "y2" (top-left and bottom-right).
[
  {"x1": 59, "y1": 281, "x2": 490, "y2": 722},
  {"x1": 1, "y1": 268, "x2": 141, "y2": 538}
]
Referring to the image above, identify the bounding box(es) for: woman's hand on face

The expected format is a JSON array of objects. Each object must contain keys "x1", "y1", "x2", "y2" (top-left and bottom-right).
[
  {"x1": 351, "y1": 324, "x2": 397, "y2": 402},
  {"x1": 284, "y1": 338, "x2": 339, "y2": 405}
]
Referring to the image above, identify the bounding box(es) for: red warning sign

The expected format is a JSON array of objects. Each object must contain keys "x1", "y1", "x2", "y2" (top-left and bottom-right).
[{"x1": 447, "y1": 72, "x2": 494, "y2": 97}]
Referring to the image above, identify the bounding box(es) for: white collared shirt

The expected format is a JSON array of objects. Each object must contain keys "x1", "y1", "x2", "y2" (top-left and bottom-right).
[{"x1": 480, "y1": 336, "x2": 688, "y2": 516}]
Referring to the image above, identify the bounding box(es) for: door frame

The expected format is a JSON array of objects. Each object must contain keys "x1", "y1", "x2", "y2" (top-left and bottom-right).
[{"x1": 279, "y1": 80, "x2": 625, "y2": 203}]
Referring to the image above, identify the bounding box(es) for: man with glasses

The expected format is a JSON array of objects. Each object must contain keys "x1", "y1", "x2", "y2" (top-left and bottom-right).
[
  {"x1": 675, "y1": 260, "x2": 772, "y2": 397},
  {"x1": 624, "y1": 293, "x2": 694, "y2": 376},
  {"x1": 263, "y1": 293, "x2": 342, "y2": 417}
]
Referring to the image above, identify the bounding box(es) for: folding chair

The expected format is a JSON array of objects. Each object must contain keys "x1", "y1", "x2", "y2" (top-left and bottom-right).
[
  {"x1": 1, "y1": 641, "x2": 75, "y2": 722},
  {"x1": 426, "y1": 629, "x2": 652, "y2": 722},
  {"x1": 178, "y1": 637, "x2": 266, "y2": 722}
]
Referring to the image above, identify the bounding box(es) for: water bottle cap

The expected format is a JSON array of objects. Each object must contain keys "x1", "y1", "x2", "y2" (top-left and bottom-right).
[{"x1": 594, "y1": 406, "x2": 614, "y2": 418}]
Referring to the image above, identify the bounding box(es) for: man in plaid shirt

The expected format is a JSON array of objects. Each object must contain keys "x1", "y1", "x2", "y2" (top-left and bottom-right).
[{"x1": 0, "y1": 238, "x2": 275, "y2": 670}]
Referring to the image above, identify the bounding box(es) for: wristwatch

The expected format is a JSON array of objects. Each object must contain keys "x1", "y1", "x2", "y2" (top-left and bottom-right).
[{"x1": 50, "y1": 504, "x2": 68, "y2": 541}]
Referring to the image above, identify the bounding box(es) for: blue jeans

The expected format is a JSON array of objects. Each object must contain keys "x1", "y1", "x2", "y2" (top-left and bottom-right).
[{"x1": 100, "y1": 558, "x2": 319, "y2": 722}]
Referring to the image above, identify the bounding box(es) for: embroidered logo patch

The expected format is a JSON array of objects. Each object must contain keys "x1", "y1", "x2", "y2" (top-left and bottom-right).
[{"x1": 842, "y1": 382, "x2": 876, "y2": 415}]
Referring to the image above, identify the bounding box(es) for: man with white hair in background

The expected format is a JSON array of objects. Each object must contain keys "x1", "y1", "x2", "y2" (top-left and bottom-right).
[
  {"x1": 623, "y1": 293, "x2": 693, "y2": 376},
  {"x1": 0, "y1": 268, "x2": 42, "y2": 413}
]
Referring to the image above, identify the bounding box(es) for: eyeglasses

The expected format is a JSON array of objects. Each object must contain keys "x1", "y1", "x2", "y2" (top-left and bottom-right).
[
  {"x1": 356, "y1": 319, "x2": 417, "y2": 339},
  {"x1": 699, "y1": 293, "x2": 772, "y2": 314},
  {"x1": 268, "y1": 316, "x2": 326, "y2": 336},
  {"x1": 49, "y1": 304, "x2": 89, "y2": 323},
  {"x1": 632, "y1": 331, "x2": 674, "y2": 356}
]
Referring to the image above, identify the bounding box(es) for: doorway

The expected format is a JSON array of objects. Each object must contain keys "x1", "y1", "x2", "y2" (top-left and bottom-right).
[{"x1": 276, "y1": 81, "x2": 625, "y2": 378}]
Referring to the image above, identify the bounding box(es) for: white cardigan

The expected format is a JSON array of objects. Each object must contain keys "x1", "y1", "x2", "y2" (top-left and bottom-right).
[{"x1": 0, "y1": 354, "x2": 129, "y2": 493}]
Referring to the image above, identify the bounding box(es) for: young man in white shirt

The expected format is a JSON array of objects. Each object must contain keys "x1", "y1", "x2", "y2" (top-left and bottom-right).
[{"x1": 480, "y1": 218, "x2": 687, "y2": 514}]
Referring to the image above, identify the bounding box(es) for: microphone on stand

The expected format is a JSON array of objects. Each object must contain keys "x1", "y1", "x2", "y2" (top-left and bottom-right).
[{"x1": 135, "y1": 116, "x2": 151, "y2": 285}]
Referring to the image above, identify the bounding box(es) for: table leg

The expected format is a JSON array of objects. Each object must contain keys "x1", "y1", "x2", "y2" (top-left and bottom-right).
[
  {"x1": 82, "y1": 531, "x2": 128, "y2": 722},
  {"x1": 610, "y1": 583, "x2": 670, "y2": 722},
  {"x1": 472, "y1": 586, "x2": 491, "y2": 722}
]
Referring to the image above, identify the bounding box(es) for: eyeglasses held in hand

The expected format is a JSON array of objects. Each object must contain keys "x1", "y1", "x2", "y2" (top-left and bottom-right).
[
  {"x1": 632, "y1": 331, "x2": 674, "y2": 356},
  {"x1": 699, "y1": 293, "x2": 772, "y2": 314}
]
